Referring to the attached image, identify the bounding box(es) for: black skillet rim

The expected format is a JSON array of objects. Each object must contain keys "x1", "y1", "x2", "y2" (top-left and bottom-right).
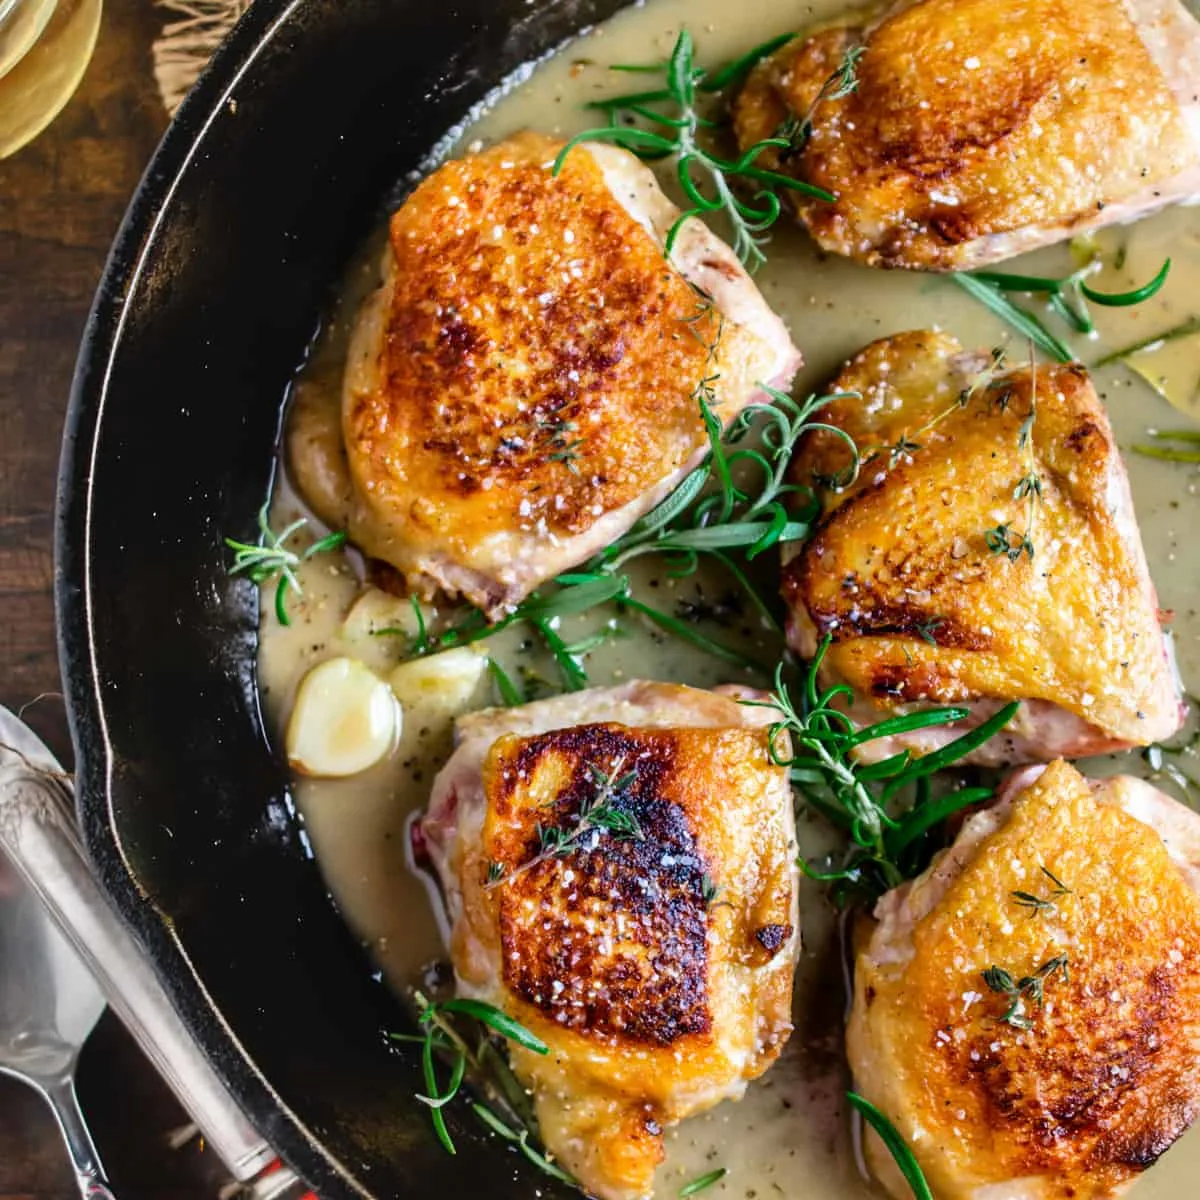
[{"x1": 54, "y1": 0, "x2": 356, "y2": 1192}]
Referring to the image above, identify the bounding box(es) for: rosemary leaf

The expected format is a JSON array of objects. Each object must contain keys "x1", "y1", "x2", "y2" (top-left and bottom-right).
[
  {"x1": 679, "y1": 1166, "x2": 729, "y2": 1195},
  {"x1": 847, "y1": 1093, "x2": 933, "y2": 1200},
  {"x1": 950, "y1": 274, "x2": 1074, "y2": 363}
]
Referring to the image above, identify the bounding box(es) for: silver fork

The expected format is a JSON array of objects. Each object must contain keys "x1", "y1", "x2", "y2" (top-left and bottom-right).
[{"x1": 0, "y1": 841, "x2": 115, "y2": 1198}]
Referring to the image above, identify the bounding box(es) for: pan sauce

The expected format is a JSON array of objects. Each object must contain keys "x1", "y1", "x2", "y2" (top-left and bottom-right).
[{"x1": 258, "y1": 0, "x2": 1200, "y2": 1194}]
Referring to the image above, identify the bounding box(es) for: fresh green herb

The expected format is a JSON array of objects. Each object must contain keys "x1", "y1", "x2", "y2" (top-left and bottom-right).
[
  {"x1": 558, "y1": 30, "x2": 834, "y2": 270},
  {"x1": 679, "y1": 1166, "x2": 729, "y2": 1196},
  {"x1": 847, "y1": 1093, "x2": 933, "y2": 1200},
  {"x1": 858, "y1": 349, "x2": 1007, "y2": 469},
  {"x1": 225, "y1": 504, "x2": 346, "y2": 627},
  {"x1": 395, "y1": 992, "x2": 549, "y2": 1156},
  {"x1": 950, "y1": 274, "x2": 1074, "y2": 363},
  {"x1": 1080, "y1": 257, "x2": 1171, "y2": 306},
  {"x1": 471, "y1": 1103, "x2": 575, "y2": 1184},
  {"x1": 537, "y1": 413, "x2": 585, "y2": 473},
  {"x1": 486, "y1": 859, "x2": 507, "y2": 885},
  {"x1": 1011, "y1": 865, "x2": 1072, "y2": 917},
  {"x1": 486, "y1": 756, "x2": 642, "y2": 889},
  {"x1": 592, "y1": 383, "x2": 858, "y2": 611},
  {"x1": 965, "y1": 257, "x2": 1169, "y2": 340},
  {"x1": 914, "y1": 617, "x2": 945, "y2": 646},
  {"x1": 779, "y1": 44, "x2": 865, "y2": 156},
  {"x1": 1131, "y1": 429, "x2": 1200, "y2": 464},
  {"x1": 1095, "y1": 315, "x2": 1200, "y2": 366},
  {"x1": 700, "y1": 873, "x2": 722, "y2": 908},
  {"x1": 981, "y1": 954, "x2": 1070, "y2": 1030},
  {"x1": 741, "y1": 636, "x2": 1017, "y2": 902},
  {"x1": 985, "y1": 351, "x2": 1042, "y2": 560},
  {"x1": 487, "y1": 659, "x2": 523, "y2": 707}
]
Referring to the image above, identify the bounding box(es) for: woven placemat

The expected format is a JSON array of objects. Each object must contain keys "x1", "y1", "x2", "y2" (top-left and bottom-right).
[{"x1": 153, "y1": 0, "x2": 250, "y2": 115}]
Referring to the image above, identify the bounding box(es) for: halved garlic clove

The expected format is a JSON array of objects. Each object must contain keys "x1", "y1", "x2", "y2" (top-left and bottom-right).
[
  {"x1": 287, "y1": 656, "x2": 399, "y2": 777},
  {"x1": 388, "y1": 647, "x2": 487, "y2": 715},
  {"x1": 341, "y1": 586, "x2": 428, "y2": 644}
]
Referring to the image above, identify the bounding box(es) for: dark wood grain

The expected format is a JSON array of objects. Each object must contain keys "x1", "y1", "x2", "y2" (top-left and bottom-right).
[{"x1": 0, "y1": 5, "x2": 238, "y2": 1196}]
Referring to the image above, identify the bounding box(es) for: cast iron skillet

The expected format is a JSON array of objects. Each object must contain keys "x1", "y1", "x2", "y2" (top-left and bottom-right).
[{"x1": 55, "y1": 1, "x2": 631, "y2": 1195}]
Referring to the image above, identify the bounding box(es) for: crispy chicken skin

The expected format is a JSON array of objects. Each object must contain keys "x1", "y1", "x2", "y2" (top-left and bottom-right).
[
  {"x1": 848, "y1": 760, "x2": 1200, "y2": 1200},
  {"x1": 419, "y1": 682, "x2": 799, "y2": 1200},
  {"x1": 732, "y1": 0, "x2": 1200, "y2": 270},
  {"x1": 332, "y1": 132, "x2": 800, "y2": 617},
  {"x1": 782, "y1": 330, "x2": 1182, "y2": 763}
]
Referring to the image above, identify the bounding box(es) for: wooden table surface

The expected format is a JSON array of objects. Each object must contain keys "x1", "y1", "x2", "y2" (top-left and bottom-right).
[{"x1": 0, "y1": 5, "x2": 251, "y2": 1196}]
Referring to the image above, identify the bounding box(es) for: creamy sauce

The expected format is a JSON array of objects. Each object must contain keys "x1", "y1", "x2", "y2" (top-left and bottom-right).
[{"x1": 257, "y1": 0, "x2": 1200, "y2": 1194}]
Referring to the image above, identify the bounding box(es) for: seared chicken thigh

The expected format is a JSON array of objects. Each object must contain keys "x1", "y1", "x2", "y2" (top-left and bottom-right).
[
  {"x1": 307, "y1": 132, "x2": 800, "y2": 618},
  {"x1": 733, "y1": 0, "x2": 1200, "y2": 270},
  {"x1": 849, "y1": 760, "x2": 1200, "y2": 1199},
  {"x1": 419, "y1": 682, "x2": 799, "y2": 1200},
  {"x1": 782, "y1": 331, "x2": 1182, "y2": 763}
]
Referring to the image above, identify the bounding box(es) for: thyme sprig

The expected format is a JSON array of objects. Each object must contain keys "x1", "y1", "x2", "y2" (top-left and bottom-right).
[
  {"x1": 743, "y1": 635, "x2": 1017, "y2": 902},
  {"x1": 985, "y1": 348, "x2": 1041, "y2": 561},
  {"x1": 778, "y1": 44, "x2": 865, "y2": 156},
  {"x1": 225, "y1": 503, "x2": 346, "y2": 626},
  {"x1": 1011, "y1": 866, "x2": 1072, "y2": 917},
  {"x1": 485, "y1": 757, "x2": 642, "y2": 890},
  {"x1": 556, "y1": 30, "x2": 834, "y2": 269},
  {"x1": 858, "y1": 348, "x2": 1006, "y2": 467},
  {"x1": 981, "y1": 954, "x2": 1070, "y2": 1030},
  {"x1": 390, "y1": 993, "x2": 552, "y2": 1159}
]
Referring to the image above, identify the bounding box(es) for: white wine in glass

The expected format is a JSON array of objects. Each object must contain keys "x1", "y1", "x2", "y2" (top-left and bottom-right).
[{"x1": 0, "y1": 0, "x2": 102, "y2": 159}]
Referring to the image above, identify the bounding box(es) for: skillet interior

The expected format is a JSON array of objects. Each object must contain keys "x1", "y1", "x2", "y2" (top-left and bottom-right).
[{"x1": 54, "y1": 1, "x2": 632, "y2": 1195}]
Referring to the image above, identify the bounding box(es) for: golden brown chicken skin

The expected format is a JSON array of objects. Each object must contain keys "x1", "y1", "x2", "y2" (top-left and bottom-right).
[
  {"x1": 849, "y1": 760, "x2": 1200, "y2": 1199},
  {"x1": 732, "y1": 0, "x2": 1200, "y2": 270},
  {"x1": 419, "y1": 683, "x2": 799, "y2": 1200},
  {"x1": 335, "y1": 132, "x2": 799, "y2": 617},
  {"x1": 782, "y1": 330, "x2": 1182, "y2": 763}
]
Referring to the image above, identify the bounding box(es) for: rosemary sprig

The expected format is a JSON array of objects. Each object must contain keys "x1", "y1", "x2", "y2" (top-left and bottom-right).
[
  {"x1": 1011, "y1": 865, "x2": 1072, "y2": 917},
  {"x1": 1095, "y1": 315, "x2": 1200, "y2": 366},
  {"x1": 557, "y1": 30, "x2": 833, "y2": 270},
  {"x1": 742, "y1": 636, "x2": 1018, "y2": 902},
  {"x1": 960, "y1": 257, "x2": 1169, "y2": 344},
  {"x1": 485, "y1": 756, "x2": 642, "y2": 890},
  {"x1": 393, "y1": 993, "x2": 550, "y2": 1157},
  {"x1": 950, "y1": 274, "x2": 1073, "y2": 363},
  {"x1": 981, "y1": 954, "x2": 1070, "y2": 1030},
  {"x1": 679, "y1": 1166, "x2": 728, "y2": 1196},
  {"x1": 487, "y1": 658, "x2": 523, "y2": 707},
  {"x1": 225, "y1": 504, "x2": 346, "y2": 626},
  {"x1": 1131, "y1": 429, "x2": 1200, "y2": 464},
  {"x1": 847, "y1": 1093, "x2": 933, "y2": 1200},
  {"x1": 471, "y1": 1103, "x2": 574, "y2": 1184}
]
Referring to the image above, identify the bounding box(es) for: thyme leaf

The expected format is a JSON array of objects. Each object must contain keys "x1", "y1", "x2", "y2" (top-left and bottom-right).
[{"x1": 981, "y1": 953, "x2": 1070, "y2": 1029}]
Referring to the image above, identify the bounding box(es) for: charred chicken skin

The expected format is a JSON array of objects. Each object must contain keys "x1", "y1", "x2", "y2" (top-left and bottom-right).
[{"x1": 419, "y1": 682, "x2": 799, "y2": 1200}]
